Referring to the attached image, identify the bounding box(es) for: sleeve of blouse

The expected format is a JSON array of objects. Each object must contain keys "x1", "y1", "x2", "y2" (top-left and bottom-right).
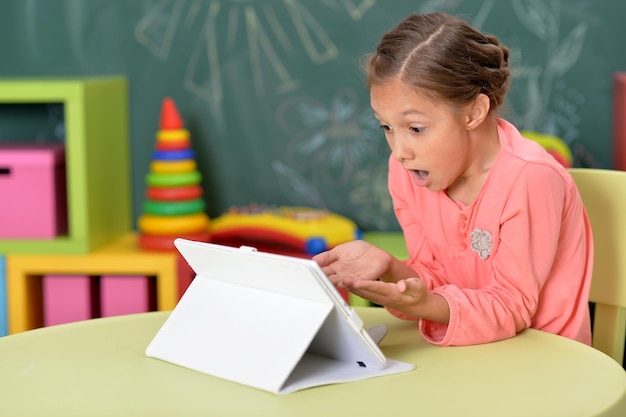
[{"x1": 421, "y1": 163, "x2": 574, "y2": 346}]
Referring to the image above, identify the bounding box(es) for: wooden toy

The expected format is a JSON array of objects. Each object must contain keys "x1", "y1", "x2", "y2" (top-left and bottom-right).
[
  {"x1": 137, "y1": 97, "x2": 210, "y2": 251},
  {"x1": 210, "y1": 205, "x2": 362, "y2": 256}
]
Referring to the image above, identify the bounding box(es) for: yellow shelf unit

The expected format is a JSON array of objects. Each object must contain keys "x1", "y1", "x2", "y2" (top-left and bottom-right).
[{"x1": 6, "y1": 233, "x2": 181, "y2": 334}]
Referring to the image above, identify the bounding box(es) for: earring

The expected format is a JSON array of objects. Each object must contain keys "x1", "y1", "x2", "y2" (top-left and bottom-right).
[{"x1": 466, "y1": 127, "x2": 472, "y2": 132}]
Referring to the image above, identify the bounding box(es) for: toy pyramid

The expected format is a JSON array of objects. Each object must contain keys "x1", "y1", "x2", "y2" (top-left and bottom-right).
[{"x1": 137, "y1": 97, "x2": 210, "y2": 251}]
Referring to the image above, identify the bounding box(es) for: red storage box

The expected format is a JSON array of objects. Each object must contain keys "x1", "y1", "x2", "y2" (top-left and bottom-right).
[{"x1": 0, "y1": 143, "x2": 67, "y2": 238}]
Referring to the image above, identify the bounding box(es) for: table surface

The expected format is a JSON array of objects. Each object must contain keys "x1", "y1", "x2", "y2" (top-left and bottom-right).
[{"x1": 0, "y1": 307, "x2": 624, "y2": 417}]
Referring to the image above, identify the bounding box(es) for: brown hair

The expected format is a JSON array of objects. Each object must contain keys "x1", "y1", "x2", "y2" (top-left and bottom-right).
[{"x1": 365, "y1": 12, "x2": 511, "y2": 113}]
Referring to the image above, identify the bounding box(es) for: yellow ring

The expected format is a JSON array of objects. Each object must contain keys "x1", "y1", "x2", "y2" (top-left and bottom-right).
[
  {"x1": 138, "y1": 212, "x2": 210, "y2": 236},
  {"x1": 150, "y1": 159, "x2": 197, "y2": 174},
  {"x1": 157, "y1": 129, "x2": 190, "y2": 142}
]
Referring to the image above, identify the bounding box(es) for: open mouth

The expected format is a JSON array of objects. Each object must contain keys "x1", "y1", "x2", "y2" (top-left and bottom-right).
[
  {"x1": 410, "y1": 169, "x2": 429, "y2": 186},
  {"x1": 416, "y1": 170, "x2": 429, "y2": 180}
]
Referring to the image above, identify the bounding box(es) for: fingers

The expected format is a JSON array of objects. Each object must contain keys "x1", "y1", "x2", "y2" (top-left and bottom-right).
[
  {"x1": 397, "y1": 277, "x2": 418, "y2": 293},
  {"x1": 342, "y1": 279, "x2": 388, "y2": 302},
  {"x1": 311, "y1": 251, "x2": 329, "y2": 266},
  {"x1": 343, "y1": 278, "x2": 424, "y2": 309},
  {"x1": 312, "y1": 248, "x2": 338, "y2": 267}
]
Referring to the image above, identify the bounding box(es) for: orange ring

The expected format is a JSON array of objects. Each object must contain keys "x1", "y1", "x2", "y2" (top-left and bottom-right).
[{"x1": 138, "y1": 213, "x2": 210, "y2": 236}]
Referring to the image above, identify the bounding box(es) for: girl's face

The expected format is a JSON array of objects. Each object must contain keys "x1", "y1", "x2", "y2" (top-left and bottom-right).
[{"x1": 370, "y1": 79, "x2": 473, "y2": 193}]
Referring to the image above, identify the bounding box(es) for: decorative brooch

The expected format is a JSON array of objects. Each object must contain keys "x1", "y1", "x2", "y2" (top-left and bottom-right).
[{"x1": 470, "y1": 228, "x2": 492, "y2": 260}]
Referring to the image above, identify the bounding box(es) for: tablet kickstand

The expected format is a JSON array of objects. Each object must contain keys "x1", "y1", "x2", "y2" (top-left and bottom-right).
[{"x1": 367, "y1": 325, "x2": 388, "y2": 345}]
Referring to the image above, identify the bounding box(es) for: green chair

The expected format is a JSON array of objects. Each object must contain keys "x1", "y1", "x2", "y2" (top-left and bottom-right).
[{"x1": 569, "y1": 168, "x2": 626, "y2": 365}]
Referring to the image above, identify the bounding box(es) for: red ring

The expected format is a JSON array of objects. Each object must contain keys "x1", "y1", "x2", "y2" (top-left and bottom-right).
[
  {"x1": 138, "y1": 230, "x2": 211, "y2": 251},
  {"x1": 155, "y1": 139, "x2": 192, "y2": 151},
  {"x1": 146, "y1": 185, "x2": 203, "y2": 201}
]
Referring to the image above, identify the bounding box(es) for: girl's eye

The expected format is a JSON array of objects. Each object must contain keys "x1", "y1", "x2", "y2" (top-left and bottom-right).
[
  {"x1": 411, "y1": 126, "x2": 425, "y2": 134},
  {"x1": 379, "y1": 124, "x2": 392, "y2": 132}
]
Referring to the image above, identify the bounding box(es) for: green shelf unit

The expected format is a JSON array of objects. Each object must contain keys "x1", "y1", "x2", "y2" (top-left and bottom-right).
[{"x1": 0, "y1": 77, "x2": 131, "y2": 254}]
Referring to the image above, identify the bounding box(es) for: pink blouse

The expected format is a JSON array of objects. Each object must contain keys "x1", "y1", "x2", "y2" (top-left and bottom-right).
[{"x1": 387, "y1": 118, "x2": 593, "y2": 346}]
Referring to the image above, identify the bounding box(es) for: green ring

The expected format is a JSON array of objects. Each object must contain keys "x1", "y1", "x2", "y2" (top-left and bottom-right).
[
  {"x1": 143, "y1": 199, "x2": 206, "y2": 216},
  {"x1": 146, "y1": 171, "x2": 201, "y2": 187}
]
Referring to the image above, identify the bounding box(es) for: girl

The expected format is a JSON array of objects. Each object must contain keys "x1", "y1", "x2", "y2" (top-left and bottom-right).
[{"x1": 313, "y1": 12, "x2": 593, "y2": 346}]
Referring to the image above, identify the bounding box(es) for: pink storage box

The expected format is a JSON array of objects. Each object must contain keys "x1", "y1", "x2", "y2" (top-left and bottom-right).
[
  {"x1": 0, "y1": 143, "x2": 67, "y2": 238},
  {"x1": 100, "y1": 275, "x2": 155, "y2": 317},
  {"x1": 43, "y1": 275, "x2": 97, "y2": 326}
]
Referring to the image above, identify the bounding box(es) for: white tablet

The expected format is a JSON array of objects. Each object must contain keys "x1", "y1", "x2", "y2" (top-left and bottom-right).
[{"x1": 145, "y1": 238, "x2": 413, "y2": 394}]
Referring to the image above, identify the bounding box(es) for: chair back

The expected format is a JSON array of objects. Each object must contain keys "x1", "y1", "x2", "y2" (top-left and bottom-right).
[{"x1": 569, "y1": 168, "x2": 626, "y2": 365}]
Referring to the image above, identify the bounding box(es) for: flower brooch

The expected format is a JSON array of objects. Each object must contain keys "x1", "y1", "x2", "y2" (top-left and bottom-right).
[{"x1": 470, "y1": 228, "x2": 492, "y2": 260}]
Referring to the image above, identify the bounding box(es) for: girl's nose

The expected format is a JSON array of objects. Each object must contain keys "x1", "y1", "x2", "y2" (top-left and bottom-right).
[{"x1": 390, "y1": 138, "x2": 411, "y2": 162}]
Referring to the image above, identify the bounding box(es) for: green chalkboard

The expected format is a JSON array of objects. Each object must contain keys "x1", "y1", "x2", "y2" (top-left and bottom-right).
[{"x1": 1, "y1": 0, "x2": 625, "y2": 231}]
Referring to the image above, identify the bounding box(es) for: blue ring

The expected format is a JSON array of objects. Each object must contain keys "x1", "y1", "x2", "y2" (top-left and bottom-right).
[{"x1": 152, "y1": 149, "x2": 195, "y2": 161}]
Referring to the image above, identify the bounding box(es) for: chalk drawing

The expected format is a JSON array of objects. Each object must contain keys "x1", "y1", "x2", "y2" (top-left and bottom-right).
[
  {"x1": 509, "y1": 0, "x2": 588, "y2": 142},
  {"x1": 276, "y1": 89, "x2": 382, "y2": 185},
  {"x1": 349, "y1": 164, "x2": 396, "y2": 230},
  {"x1": 135, "y1": 0, "x2": 185, "y2": 61},
  {"x1": 271, "y1": 160, "x2": 328, "y2": 208},
  {"x1": 135, "y1": 0, "x2": 372, "y2": 101}
]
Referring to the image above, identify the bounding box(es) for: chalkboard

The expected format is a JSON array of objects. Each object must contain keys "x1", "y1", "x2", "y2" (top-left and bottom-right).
[{"x1": 1, "y1": 0, "x2": 625, "y2": 231}]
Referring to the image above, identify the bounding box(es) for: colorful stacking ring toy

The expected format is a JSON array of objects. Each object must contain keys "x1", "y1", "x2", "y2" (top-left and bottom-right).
[
  {"x1": 146, "y1": 185, "x2": 203, "y2": 201},
  {"x1": 139, "y1": 97, "x2": 211, "y2": 252},
  {"x1": 138, "y1": 212, "x2": 209, "y2": 236},
  {"x1": 143, "y1": 199, "x2": 205, "y2": 216}
]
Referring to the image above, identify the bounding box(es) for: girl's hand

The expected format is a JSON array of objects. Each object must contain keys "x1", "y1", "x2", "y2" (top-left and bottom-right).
[
  {"x1": 340, "y1": 277, "x2": 428, "y2": 318},
  {"x1": 312, "y1": 240, "x2": 394, "y2": 286},
  {"x1": 314, "y1": 242, "x2": 450, "y2": 323}
]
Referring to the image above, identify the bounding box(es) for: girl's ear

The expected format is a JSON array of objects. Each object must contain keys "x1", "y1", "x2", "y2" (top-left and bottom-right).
[{"x1": 465, "y1": 93, "x2": 491, "y2": 131}]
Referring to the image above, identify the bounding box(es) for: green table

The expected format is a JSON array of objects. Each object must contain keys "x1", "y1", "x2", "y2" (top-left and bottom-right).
[{"x1": 0, "y1": 307, "x2": 624, "y2": 417}]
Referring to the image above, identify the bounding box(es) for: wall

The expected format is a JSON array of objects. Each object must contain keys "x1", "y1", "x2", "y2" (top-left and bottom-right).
[{"x1": 0, "y1": 0, "x2": 624, "y2": 231}]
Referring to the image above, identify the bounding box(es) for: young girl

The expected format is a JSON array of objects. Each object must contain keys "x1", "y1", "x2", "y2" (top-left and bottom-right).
[{"x1": 313, "y1": 12, "x2": 593, "y2": 346}]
